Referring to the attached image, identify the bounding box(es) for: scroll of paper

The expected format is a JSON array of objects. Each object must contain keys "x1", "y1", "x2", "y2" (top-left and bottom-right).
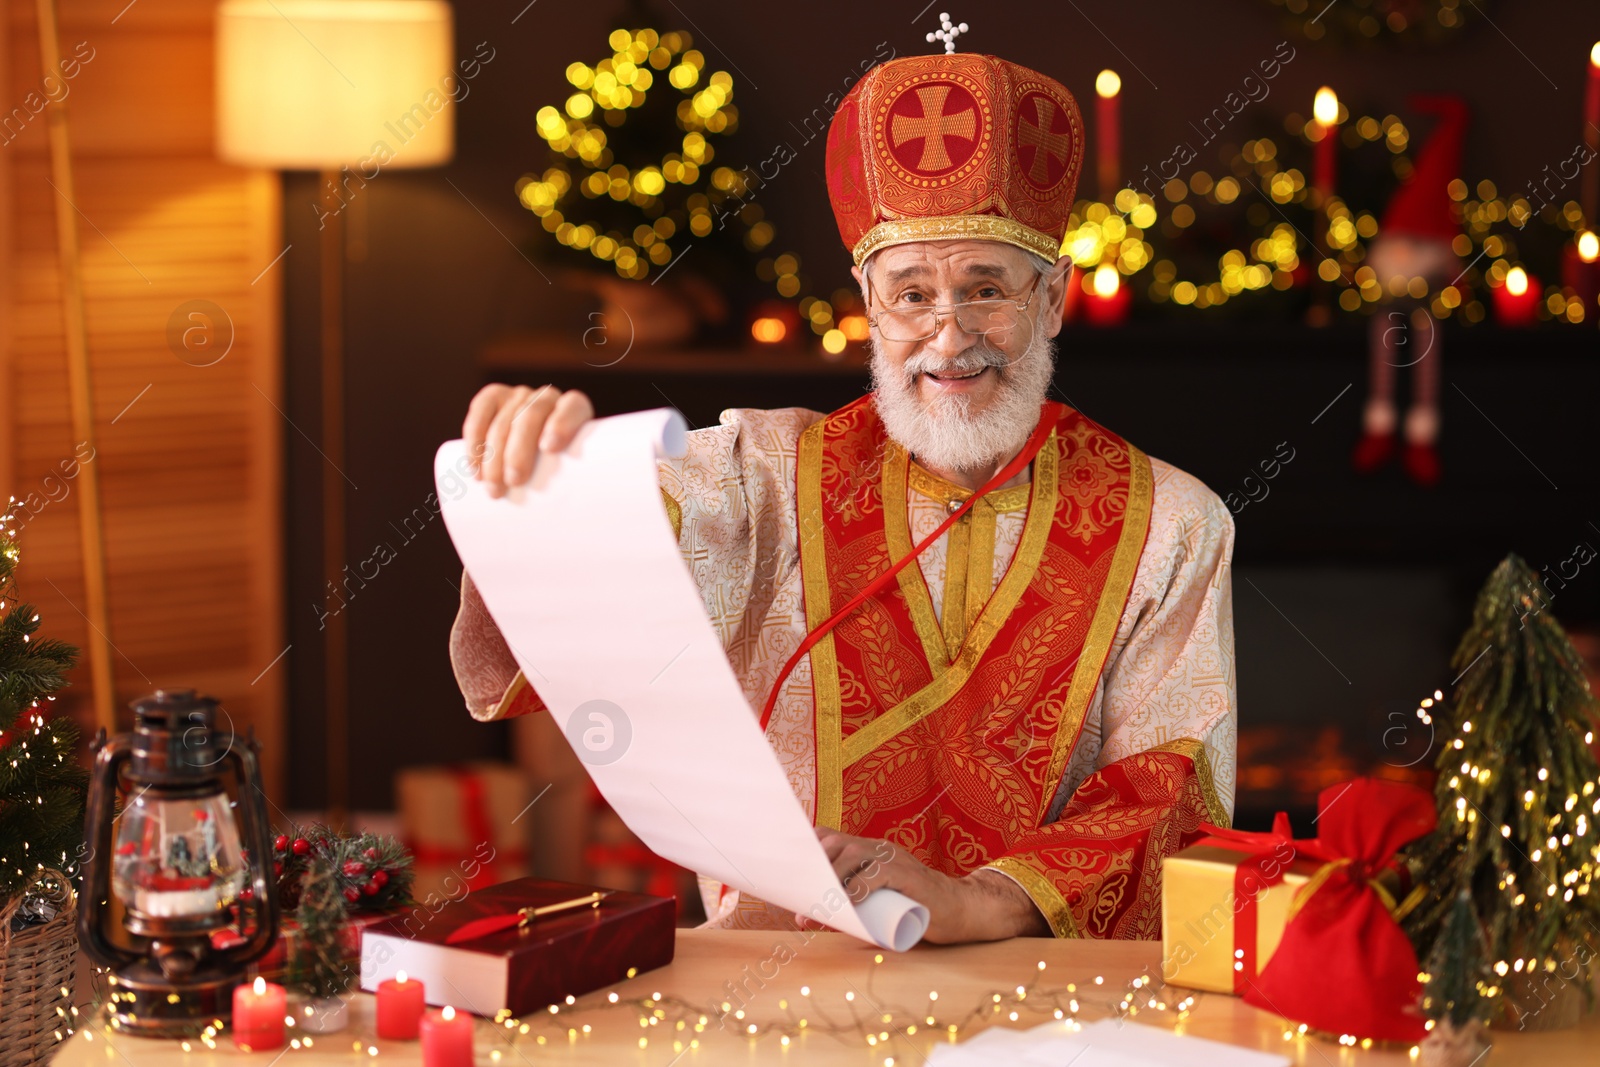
[{"x1": 435, "y1": 408, "x2": 929, "y2": 951}]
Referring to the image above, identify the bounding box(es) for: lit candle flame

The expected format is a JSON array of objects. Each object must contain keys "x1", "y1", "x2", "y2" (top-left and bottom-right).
[
  {"x1": 442, "y1": 1006, "x2": 457, "y2": 1021},
  {"x1": 1092, "y1": 264, "x2": 1120, "y2": 298},
  {"x1": 396, "y1": 970, "x2": 408, "y2": 984},
  {"x1": 1505, "y1": 266, "x2": 1529, "y2": 296},
  {"x1": 1313, "y1": 86, "x2": 1339, "y2": 127},
  {"x1": 1095, "y1": 69, "x2": 1121, "y2": 99},
  {"x1": 253, "y1": 977, "x2": 266, "y2": 995},
  {"x1": 1579, "y1": 231, "x2": 1599, "y2": 263},
  {"x1": 1590, "y1": 41, "x2": 1600, "y2": 67}
]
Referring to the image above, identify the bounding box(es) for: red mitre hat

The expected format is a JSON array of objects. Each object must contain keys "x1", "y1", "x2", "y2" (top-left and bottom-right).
[{"x1": 825, "y1": 53, "x2": 1083, "y2": 266}]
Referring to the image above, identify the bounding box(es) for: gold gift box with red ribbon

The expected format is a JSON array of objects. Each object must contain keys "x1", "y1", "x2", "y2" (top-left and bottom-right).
[
  {"x1": 1160, "y1": 821, "x2": 1320, "y2": 995},
  {"x1": 396, "y1": 762, "x2": 534, "y2": 901}
]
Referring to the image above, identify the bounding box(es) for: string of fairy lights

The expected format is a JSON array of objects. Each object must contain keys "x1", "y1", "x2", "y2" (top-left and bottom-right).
[
  {"x1": 519, "y1": 26, "x2": 1599, "y2": 348},
  {"x1": 1406, "y1": 687, "x2": 1600, "y2": 1007},
  {"x1": 0, "y1": 502, "x2": 78, "y2": 888},
  {"x1": 79, "y1": 952, "x2": 1419, "y2": 1060},
  {"x1": 1061, "y1": 104, "x2": 1598, "y2": 325}
]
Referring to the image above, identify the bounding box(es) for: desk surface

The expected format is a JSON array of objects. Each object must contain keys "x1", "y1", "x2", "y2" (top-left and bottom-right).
[{"x1": 54, "y1": 931, "x2": 1598, "y2": 1066}]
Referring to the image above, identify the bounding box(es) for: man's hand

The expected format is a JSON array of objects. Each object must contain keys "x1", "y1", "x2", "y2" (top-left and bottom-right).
[
  {"x1": 463, "y1": 383, "x2": 595, "y2": 498},
  {"x1": 802, "y1": 826, "x2": 1050, "y2": 944}
]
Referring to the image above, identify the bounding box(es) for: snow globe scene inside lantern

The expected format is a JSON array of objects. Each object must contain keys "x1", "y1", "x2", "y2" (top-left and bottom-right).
[{"x1": 112, "y1": 791, "x2": 248, "y2": 918}]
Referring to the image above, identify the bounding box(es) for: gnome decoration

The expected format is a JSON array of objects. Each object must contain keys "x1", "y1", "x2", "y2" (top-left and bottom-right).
[{"x1": 1351, "y1": 96, "x2": 1468, "y2": 488}]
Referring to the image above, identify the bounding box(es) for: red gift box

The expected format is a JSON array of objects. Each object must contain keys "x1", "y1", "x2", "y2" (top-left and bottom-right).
[
  {"x1": 213, "y1": 908, "x2": 400, "y2": 984},
  {"x1": 358, "y1": 877, "x2": 674, "y2": 1016}
]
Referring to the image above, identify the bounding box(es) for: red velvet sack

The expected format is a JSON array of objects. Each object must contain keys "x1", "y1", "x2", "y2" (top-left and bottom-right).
[{"x1": 1241, "y1": 778, "x2": 1436, "y2": 1042}]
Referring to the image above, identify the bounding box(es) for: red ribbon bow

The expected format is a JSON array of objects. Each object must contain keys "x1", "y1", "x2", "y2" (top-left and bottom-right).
[
  {"x1": 1223, "y1": 778, "x2": 1435, "y2": 1043},
  {"x1": 1192, "y1": 811, "x2": 1299, "y2": 996}
]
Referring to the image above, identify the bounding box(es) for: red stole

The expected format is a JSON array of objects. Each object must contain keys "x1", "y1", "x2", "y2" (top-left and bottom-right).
[{"x1": 795, "y1": 394, "x2": 1153, "y2": 875}]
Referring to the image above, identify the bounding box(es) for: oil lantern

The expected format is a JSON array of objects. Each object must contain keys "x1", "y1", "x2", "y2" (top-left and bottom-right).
[{"x1": 78, "y1": 689, "x2": 279, "y2": 1035}]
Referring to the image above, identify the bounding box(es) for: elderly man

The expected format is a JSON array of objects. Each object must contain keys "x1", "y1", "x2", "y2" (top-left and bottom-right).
[{"x1": 450, "y1": 51, "x2": 1235, "y2": 944}]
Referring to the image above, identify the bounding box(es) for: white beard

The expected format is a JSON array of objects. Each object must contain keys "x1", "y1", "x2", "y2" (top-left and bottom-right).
[{"x1": 869, "y1": 325, "x2": 1056, "y2": 476}]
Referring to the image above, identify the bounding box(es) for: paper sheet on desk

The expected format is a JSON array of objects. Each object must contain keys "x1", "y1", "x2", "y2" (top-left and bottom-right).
[
  {"x1": 927, "y1": 1019, "x2": 1290, "y2": 1066},
  {"x1": 435, "y1": 408, "x2": 929, "y2": 952}
]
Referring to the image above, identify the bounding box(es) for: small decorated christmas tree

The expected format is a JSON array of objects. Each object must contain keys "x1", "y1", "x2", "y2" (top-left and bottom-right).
[
  {"x1": 1419, "y1": 890, "x2": 1491, "y2": 1066},
  {"x1": 0, "y1": 502, "x2": 87, "y2": 908},
  {"x1": 287, "y1": 856, "x2": 354, "y2": 1004},
  {"x1": 1403, "y1": 554, "x2": 1600, "y2": 1018}
]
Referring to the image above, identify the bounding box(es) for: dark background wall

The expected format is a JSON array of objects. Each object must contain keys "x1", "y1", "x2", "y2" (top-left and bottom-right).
[{"x1": 276, "y1": 0, "x2": 1600, "y2": 813}]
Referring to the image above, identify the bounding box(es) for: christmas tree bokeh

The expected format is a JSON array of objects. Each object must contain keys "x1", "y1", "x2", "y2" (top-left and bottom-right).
[
  {"x1": 1403, "y1": 554, "x2": 1600, "y2": 1018},
  {"x1": 0, "y1": 500, "x2": 88, "y2": 907}
]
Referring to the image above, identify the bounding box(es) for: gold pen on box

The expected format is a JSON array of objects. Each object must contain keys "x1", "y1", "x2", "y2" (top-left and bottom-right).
[
  {"x1": 444, "y1": 891, "x2": 612, "y2": 944},
  {"x1": 516, "y1": 891, "x2": 608, "y2": 928}
]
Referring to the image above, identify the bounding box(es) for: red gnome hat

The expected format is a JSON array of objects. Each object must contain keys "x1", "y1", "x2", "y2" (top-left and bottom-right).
[
  {"x1": 1380, "y1": 95, "x2": 1469, "y2": 243},
  {"x1": 824, "y1": 53, "x2": 1084, "y2": 265}
]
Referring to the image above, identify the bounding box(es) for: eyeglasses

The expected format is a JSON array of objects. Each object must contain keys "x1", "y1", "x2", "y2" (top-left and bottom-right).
[{"x1": 866, "y1": 273, "x2": 1046, "y2": 344}]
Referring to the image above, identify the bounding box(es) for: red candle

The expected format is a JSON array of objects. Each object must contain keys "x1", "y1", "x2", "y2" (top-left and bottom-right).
[
  {"x1": 1095, "y1": 69, "x2": 1121, "y2": 201},
  {"x1": 231, "y1": 976, "x2": 286, "y2": 1052},
  {"x1": 376, "y1": 970, "x2": 427, "y2": 1040},
  {"x1": 1312, "y1": 86, "x2": 1340, "y2": 204},
  {"x1": 1583, "y1": 43, "x2": 1599, "y2": 227},
  {"x1": 1082, "y1": 264, "x2": 1132, "y2": 327},
  {"x1": 1493, "y1": 266, "x2": 1541, "y2": 327},
  {"x1": 419, "y1": 1005, "x2": 473, "y2": 1067}
]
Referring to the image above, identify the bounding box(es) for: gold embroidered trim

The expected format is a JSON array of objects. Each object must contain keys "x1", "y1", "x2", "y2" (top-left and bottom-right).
[
  {"x1": 965, "y1": 500, "x2": 998, "y2": 645},
  {"x1": 907, "y1": 460, "x2": 1032, "y2": 512},
  {"x1": 1039, "y1": 442, "x2": 1154, "y2": 820},
  {"x1": 660, "y1": 487, "x2": 683, "y2": 540},
  {"x1": 883, "y1": 441, "x2": 951, "y2": 671},
  {"x1": 842, "y1": 434, "x2": 1059, "y2": 766},
  {"x1": 940, "y1": 509, "x2": 972, "y2": 654},
  {"x1": 797, "y1": 418, "x2": 843, "y2": 829},
  {"x1": 1147, "y1": 736, "x2": 1230, "y2": 829},
  {"x1": 853, "y1": 215, "x2": 1060, "y2": 267},
  {"x1": 986, "y1": 857, "x2": 1080, "y2": 939},
  {"x1": 488, "y1": 670, "x2": 528, "y2": 721}
]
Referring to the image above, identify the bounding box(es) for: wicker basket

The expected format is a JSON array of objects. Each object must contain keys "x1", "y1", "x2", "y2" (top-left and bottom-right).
[{"x1": 0, "y1": 869, "x2": 79, "y2": 1067}]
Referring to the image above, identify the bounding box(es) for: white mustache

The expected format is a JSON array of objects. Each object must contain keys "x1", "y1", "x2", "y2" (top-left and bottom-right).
[{"x1": 903, "y1": 346, "x2": 1011, "y2": 382}]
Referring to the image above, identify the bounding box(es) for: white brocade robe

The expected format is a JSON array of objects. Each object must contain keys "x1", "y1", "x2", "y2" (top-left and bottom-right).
[{"x1": 449, "y1": 406, "x2": 1237, "y2": 932}]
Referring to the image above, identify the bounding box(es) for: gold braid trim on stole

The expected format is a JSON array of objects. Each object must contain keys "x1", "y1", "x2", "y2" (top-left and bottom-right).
[
  {"x1": 797, "y1": 419, "x2": 844, "y2": 829},
  {"x1": 1039, "y1": 442, "x2": 1154, "y2": 820},
  {"x1": 843, "y1": 435, "x2": 1058, "y2": 765},
  {"x1": 1147, "y1": 736, "x2": 1230, "y2": 830},
  {"x1": 883, "y1": 442, "x2": 950, "y2": 670},
  {"x1": 660, "y1": 487, "x2": 683, "y2": 540},
  {"x1": 487, "y1": 670, "x2": 528, "y2": 721},
  {"x1": 907, "y1": 461, "x2": 1032, "y2": 513},
  {"x1": 985, "y1": 857, "x2": 1081, "y2": 939}
]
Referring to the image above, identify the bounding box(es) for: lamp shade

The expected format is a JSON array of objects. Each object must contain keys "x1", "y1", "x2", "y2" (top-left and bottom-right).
[{"x1": 216, "y1": 0, "x2": 455, "y2": 169}]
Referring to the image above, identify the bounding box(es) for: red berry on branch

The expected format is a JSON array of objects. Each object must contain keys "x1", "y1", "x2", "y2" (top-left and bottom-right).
[
  {"x1": 371, "y1": 870, "x2": 389, "y2": 888},
  {"x1": 240, "y1": 887, "x2": 254, "y2": 901},
  {"x1": 342, "y1": 861, "x2": 367, "y2": 877},
  {"x1": 363, "y1": 848, "x2": 379, "y2": 860},
  {"x1": 291, "y1": 838, "x2": 310, "y2": 856},
  {"x1": 362, "y1": 881, "x2": 380, "y2": 896},
  {"x1": 274, "y1": 835, "x2": 289, "y2": 852},
  {"x1": 343, "y1": 887, "x2": 360, "y2": 904},
  {"x1": 273, "y1": 860, "x2": 283, "y2": 876}
]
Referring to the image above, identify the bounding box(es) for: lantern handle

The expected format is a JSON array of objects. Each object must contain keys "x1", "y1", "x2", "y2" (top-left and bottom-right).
[
  {"x1": 222, "y1": 740, "x2": 280, "y2": 965},
  {"x1": 77, "y1": 735, "x2": 137, "y2": 969}
]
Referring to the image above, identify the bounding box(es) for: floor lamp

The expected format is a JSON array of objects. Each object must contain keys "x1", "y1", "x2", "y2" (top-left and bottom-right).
[{"x1": 216, "y1": 0, "x2": 455, "y2": 826}]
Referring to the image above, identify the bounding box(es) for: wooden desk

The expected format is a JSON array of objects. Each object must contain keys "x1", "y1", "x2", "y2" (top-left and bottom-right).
[{"x1": 53, "y1": 931, "x2": 1598, "y2": 1065}]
